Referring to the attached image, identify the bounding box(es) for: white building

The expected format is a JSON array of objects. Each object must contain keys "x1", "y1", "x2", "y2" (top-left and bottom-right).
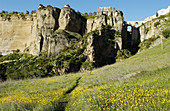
[
  {"x1": 157, "y1": 6, "x2": 170, "y2": 16},
  {"x1": 144, "y1": 6, "x2": 170, "y2": 21}
]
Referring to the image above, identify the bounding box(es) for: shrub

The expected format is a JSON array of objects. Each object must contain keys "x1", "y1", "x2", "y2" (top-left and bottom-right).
[
  {"x1": 84, "y1": 12, "x2": 88, "y2": 16},
  {"x1": 138, "y1": 36, "x2": 160, "y2": 52},
  {"x1": 38, "y1": 4, "x2": 45, "y2": 10},
  {"x1": 47, "y1": 5, "x2": 52, "y2": 8},
  {"x1": 93, "y1": 12, "x2": 97, "y2": 16},
  {"x1": 89, "y1": 12, "x2": 92, "y2": 16},
  {"x1": 20, "y1": 12, "x2": 24, "y2": 15},
  {"x1": 0, "y1": 64, "x2": 7, "y2": 81},
  {"x1": 31, "y1": 10, "x2": 36, "y2": 14},
  {"x1": 26, "y1": 10, "x2": 29, "y2": 14},
  {"x1": 156, "y1": 12, "x2": 158, "y2": 17},
  {"x1": 162, "y1": 28, "x2": 170, "y2": 38},
  {"x1": 146, "y1": 28, "x2": 150, "y2": 34},
  {"x1": 16, "y1": 49, "x2": 20, "y2": 53},
  {"x1": 81, "y1": 62, "x2": 94, "y2": 71},
  {"x1": 116, "y1": 49, "x2": 132, "y2": 60},
  {"x1": 154, "y1": 22, "x2": 160, "y2": 27},
  {"x1": 77, "y1": 11, "x2": 81, "y2": 16},
  {"x1": 12, "y1": 11, "x2": 19, "y2": 14},
  {"x1": 84, "y1": 15, "x2": 96, "y2": 19}
]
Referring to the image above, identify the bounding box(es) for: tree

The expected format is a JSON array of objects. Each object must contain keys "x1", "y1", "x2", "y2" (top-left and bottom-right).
[
  {"x1": 93, "y1": 12, "x2": 97, "y2": 16},
  {"x1": 39, "y1": 4, "x2": 45, "y2": 9},
  {"x1": 162, "y1": 28, "x2": 170, "y2": 38},
  {"x1": 1, "y1": 10, "x2": 5, "y2": 14},
  {"x1": 5, "y1": 11, "x2": 8, "y2": 14},
  {"x1": 26, "y1": 10, "x2": 29, "y2": 14},
  {"x1": 77, "y1": 11, "x2": 81, "y2": 15},
  {"x1": 156, "y1": 12, "x2": 158, "y2": 17},
  {"x1": 0, "y1": 64, "x2": 7, "y2": 81},
  {"x1": 20, "y1": 12, "x2": 24, "y2": 15},
  {"x1": 31, "y1": 10, "x2": 36, "y2": 14},
  {"x1": 12, "y1": 11, "x2": 18, "y2": 14},
  {"x1": 84, "y1": 12, "x2": 88, "y2": 16},
  {"x1": 89, "y1": 12, "x2": 92, "y2": 16}
]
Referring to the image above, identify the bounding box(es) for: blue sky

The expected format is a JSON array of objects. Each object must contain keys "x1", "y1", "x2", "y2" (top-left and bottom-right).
[{"x1": 0, "y1": 0, "x2": 169, "y2": 21}]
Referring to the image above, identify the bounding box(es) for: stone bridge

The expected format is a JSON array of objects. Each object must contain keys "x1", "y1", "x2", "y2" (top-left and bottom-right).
[{"x1": 125, "y1": 21, "x2": 146, "y2": 27}]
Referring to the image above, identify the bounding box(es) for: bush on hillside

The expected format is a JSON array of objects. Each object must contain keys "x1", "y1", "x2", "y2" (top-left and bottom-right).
[
  {"x1": 116, "y1": 49, "x2": 132, "y2": 61},
  {"x1": 80, "y1": 62, "x2": 94, "y2": 71},
  {"x1": 154, "y1": 22, "x2": 160, "y2": 27},
  {"x1": 162, "y1": 28, "x2": 170, "y2": 38},
  {"x1": 0, "y1": 64, "x2": 7, "y2": 81},
  {"x1": 138, "y1": 36, "x2": 160, "y2": 52}
]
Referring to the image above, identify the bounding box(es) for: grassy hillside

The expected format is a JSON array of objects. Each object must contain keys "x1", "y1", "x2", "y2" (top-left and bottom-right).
[{"x1": 0, "y1": 38, "x2": 170, "y2": 111}]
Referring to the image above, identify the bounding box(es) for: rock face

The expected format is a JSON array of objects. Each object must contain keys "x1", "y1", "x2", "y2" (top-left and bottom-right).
[
  {"x1": 0, "y1": 15, "x2": 33, "y2": 55},
  {"x1": 58, "y1": 7, "x2": 86, "y2": 35},
  {"x1": 29, "y1": 6, "x2": 86, "y2": 55},
  {"x1": 139, "y1": 19, "x2": 164, "y2": 42},
  {"x1": 86, "y1": 10, "x2": 124, "y2": 33},
  {"x1": 86, "y1": 15, "x2": 107, "y2": 33},
  {"x1": 49, "y1": 29, "x2": 81, "y2": 56},
  {"x1": 84, "y1": 28, "x2": 119, "y2": 67},
  {"x1": 29, "y1": 7, "x2": 60, "y2": 55},
  {"x1": 0, "y1": 5, "x2": 124, "y2": 56}
]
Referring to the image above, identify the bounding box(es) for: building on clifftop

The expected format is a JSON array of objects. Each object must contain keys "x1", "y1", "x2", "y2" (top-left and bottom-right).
[{"x1": 98, "y1": 7, "x2": 112, "y2": 12}]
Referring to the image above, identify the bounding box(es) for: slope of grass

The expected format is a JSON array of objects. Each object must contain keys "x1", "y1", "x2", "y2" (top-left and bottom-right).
[{"x1": 0, "y1": 38, "x2": 170, "y2": 110}]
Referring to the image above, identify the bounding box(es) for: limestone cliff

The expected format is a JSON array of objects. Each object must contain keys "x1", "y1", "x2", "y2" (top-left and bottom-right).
[
  {"x1": 0, "y1": 5, "x2": 124, "y2": 56},
  {"x1": 139, "y1": 16, "x2": 169, "y2": 42},
  {"x1": 28, "y1": 6, "x2": 60, "y2": 55},
  {"x1": 58, "y1": 7, "x2": 86, "y2": 35},
  {"x1": 138, "y1": 14, "x2": 170, "y2": 52},
  {"x1": 0, "y1": 15, "x2": 34, "y2": 54},
  {"x1": 86, "y1": 10, "x2": 124, "y2": 33},
  {"x1": 84, "y1": 26, "x2": 119, "y2": 67},
  {"x1": 29, "y1": 5, "x2": 86, "y2": 55},
  {"x1": 49, "y1": 29, "x2": 82, "y2": 56}
]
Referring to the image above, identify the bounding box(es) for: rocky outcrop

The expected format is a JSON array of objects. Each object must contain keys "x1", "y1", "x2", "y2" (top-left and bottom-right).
[
  {"x1": 29, "y1": 6, "x2": 86, "y2": 55},
  {"x1": 84, "y1": 27, "x2": 119, "y2": 67},
  {"x1": 86, "y1": 10, "x2": 124, "y2": 33},
  {"x1": 58, "y1": 7, "x2": 86, "y2": 35},
  {"x1": 49, "y1": 29, "x2": 81, "y2": 56},
  {"x1": 0, "y1": 5, "x2": 124, "y2": 56},
  {"x1": 30, "y1": 7, "x2": 60, "y2": 55},
  {"x1": 139, "y1": 15, "x2": 170, "y2": 42},
  {"x1": 86, "y1": 15, "x2": 107, "y2": 33}
]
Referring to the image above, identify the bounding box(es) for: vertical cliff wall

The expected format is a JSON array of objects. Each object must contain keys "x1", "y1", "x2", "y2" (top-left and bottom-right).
[
  {"x1": 0, "y1": 5, "x2": 126, "y2": 56},
  {"x1": 28, "y1": 7, "x2": 61, "y2": 55},
  {"x1": 0, "y1": 15, "x2": 34, "y2": 54},
  {"x1": 86, "y1": 10, "x2": 124, "y2": 33}
]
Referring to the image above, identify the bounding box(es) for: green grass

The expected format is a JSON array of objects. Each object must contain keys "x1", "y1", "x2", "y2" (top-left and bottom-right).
[
  {"x1": 0, "y1": 38, "x2": 170, "y2": 110},
  {"x1": 83, "y1": 15, "x2": 97, "y2": 19}
]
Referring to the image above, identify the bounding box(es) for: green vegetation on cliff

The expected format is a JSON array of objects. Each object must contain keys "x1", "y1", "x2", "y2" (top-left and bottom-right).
[{"x1": 162, "y1": 28, "x2": 170, "y2": 38}]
